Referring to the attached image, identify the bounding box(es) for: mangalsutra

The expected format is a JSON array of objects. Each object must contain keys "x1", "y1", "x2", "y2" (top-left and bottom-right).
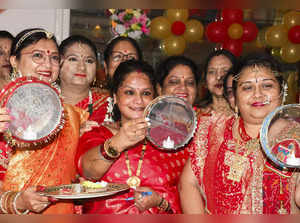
[{"x1": 125, "y1": 140, "x2": 147, "y2": 188}]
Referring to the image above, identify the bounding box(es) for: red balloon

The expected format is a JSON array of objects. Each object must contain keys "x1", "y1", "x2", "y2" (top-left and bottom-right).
[
  {"x1": 171, "y1": 21, "x2": 186, "y2": 36},
  {"x1": 221, "y1": 9, "x2": 244, "y2": 24},
  {"x1": 222, "y1": 39, "x2": 243, "y2": 57},
  {"x1": 288, "y1": 25, "x2": 300, "y2": 44},
  {"x1": 206, "y1": 21, "x2": 228, "y2": 43},
  {"x1": 242, "y1": 21, "x2": 258, "y2": 42}
]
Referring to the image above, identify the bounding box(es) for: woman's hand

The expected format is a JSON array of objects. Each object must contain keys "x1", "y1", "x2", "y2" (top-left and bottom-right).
[
  {"x1": 112, "y1": 117, "x2": 149, "y2": 152},
  {"x1": 80, "y1": 120, "x2": 99, "y2": 136},
  {"x1": 0, "y1": 108, "x2": 11, "y2": 133},
  {"x1": 134, "y1": 186, "x2": 162, "y2": 212},
  {"x1": 16, "y1": 186, "x2": 57, "y2": 213}
]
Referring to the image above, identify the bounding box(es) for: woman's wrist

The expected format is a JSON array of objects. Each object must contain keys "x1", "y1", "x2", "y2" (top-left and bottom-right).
[
  {"x1": 99, "y1": 138, "x2": 122, "y2": 162},
  {"x1": 0, "y1": 191, "x2": 29, "y2": 214},
  {"x1": 14, "y1": 191, "x2": 30, "y2": 215}
]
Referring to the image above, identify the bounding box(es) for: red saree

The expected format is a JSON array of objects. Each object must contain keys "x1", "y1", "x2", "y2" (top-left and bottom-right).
[
  {"x1": 75, "y1": 125, "x2": 189, "y2": 214},
  {"x1": 2, "y1": 104, "x2": 88, "y2": 214},
  {"x1": 189, "y1": 115, "x2": 300, "y2": 214},
  {"x1": 75, "y1": 88, "x2": 109, "y2": 124}
]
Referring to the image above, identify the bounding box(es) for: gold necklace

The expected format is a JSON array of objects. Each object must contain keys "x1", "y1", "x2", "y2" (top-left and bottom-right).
[
  {"x1": 125, "y1": 141, "x2": 147, "y2": 188},
  {"x1": 226, "y1": 117, "x2": 260, "y2": 182}
]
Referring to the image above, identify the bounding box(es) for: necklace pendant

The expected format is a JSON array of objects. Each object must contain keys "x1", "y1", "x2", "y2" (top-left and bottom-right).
[
  {"x1": 278, "y1": 201, "x2": 288, "y2": 214},
  {"x1": 225, "y1": 152, "x2": 247, "y2": 183},
  {"x1": 127, "y1": 176, "x2": 141, "y2": 188},
  {"x1": 278, "y1": 206, "x2": 288, "y2": 214}
]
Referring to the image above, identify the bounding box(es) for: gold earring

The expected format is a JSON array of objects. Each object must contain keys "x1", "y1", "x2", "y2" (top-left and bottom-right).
[
  {"x1": 234, "y1": 106, "x2": 239, "y2": 119},
  {"x1": 91, "y1": 77, "x2": 97, "y2": 87},
  {"x1": 11, "y1": 67, "x2": 18, "y2": 81}
]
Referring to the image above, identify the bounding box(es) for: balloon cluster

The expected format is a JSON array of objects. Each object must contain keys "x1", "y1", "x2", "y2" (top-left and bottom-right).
[
  {"x1": 267, "y1": 10, "x2": 300, "y2": 63},
  {"x1": 206, "y1": 9, "x2": 258, "y2": 57},
  {"x1": 150, "y1": 9, "x2": 204, "y2": 56}
]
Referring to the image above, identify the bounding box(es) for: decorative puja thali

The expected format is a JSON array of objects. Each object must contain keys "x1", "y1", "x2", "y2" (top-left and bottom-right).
[{"x1": 144, "y1": 95, "x2": 197, "y2": 150}]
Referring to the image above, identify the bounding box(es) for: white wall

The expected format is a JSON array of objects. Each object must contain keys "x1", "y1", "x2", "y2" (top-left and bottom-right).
[{"x1": 0, "y1": 9, "x2": 70, "y2": 43}]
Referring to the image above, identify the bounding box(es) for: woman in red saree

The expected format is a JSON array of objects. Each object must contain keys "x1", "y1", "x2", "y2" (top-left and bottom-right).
[
  {"x1": 179, "y1": 52, "x2": 300, "y2": 214},
  {"x1": 76, "y1": 60, "x2": 186, "y2": 214},
  {"x1": 59, "y1": 35, "x2": 109, "y2": 125},
  {"x1": 0, "y1": 28, "x2": 87, "y2": 214}
]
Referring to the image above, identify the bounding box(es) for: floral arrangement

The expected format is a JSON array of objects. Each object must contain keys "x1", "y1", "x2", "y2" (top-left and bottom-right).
[{"x1": 109, "y1": 9, "x2": 151, "y2": 40}]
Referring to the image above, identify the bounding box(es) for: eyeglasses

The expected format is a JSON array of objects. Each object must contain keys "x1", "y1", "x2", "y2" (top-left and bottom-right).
[
  {"x1": 21, "y1": 50, "x2": 60, "y2": 66},
  {"x1": 111, "y1": 51, "x2": 138, "y2": 62}
]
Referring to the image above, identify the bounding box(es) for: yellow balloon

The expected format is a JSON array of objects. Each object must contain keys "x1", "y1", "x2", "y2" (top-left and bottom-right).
[
  {"x1": 165, "y1": 9, "x2": 189, "y2": 23},
  {"x1": 282, "y1": 10, "x2": 300, "y2": 29},
  {"x1": 280, "y1": 42, "x2": 300, "y2": 63},
  {"x1": 150, "y1": 16, "x2": 171, "y2": 40},
  {"x1": 162, "y1": 36, "x2": 186, "y2": 56},
  {"x1": 228, "y1": 23, "x2": 244, "y2": 40},
  {"x1": 265, "y1": 25, "x2": 289, "y2": 47},
  {"x1": 183, "y1": 19, "x2": 204, "y2": 43}
]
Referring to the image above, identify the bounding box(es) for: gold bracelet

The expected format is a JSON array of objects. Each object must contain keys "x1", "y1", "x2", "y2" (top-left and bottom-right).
[{"x1": 13, "y1": 192, "x2": 30, "y2": 215}]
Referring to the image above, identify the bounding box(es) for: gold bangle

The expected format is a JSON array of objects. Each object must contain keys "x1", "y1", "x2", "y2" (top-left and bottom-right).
[
  {"x1": 0, "y1": 191, "x2": 10, "y2": 214},
  {"x1": 6, "y1": 191, "x2": 17, "y2": 214},
  {"x1": 3, "y1": 191, "x2": 14, "y2": 214},
  {"x1": 104, "y1": 139, "x2": 120, "y2": 159},
  {"x1": 157, "y1": 198, "x2": 169, "y2": 212}
]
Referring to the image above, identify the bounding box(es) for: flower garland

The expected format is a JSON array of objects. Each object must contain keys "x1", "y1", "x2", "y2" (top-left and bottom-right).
[{"x1": 109, "y1": 9, "x2": 151, "y2": 40}]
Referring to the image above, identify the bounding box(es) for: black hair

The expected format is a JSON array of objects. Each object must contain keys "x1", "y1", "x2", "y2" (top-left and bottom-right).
[
  {"x1": 198, "y1": 49, "x2": 237, "y2": 108},
  {"x1": 232, "y1": 52, "x2": 284, "y2": 97},
  {"x1": 11, "y1": 28, "x2": 58, "y2": 60},
  {"x1": 59, "y1": 35, "x2": 97, "y2": 59},
  {"x1": 155, "y1": 55, "x2": 199, "y2": 87},
  {"x1": 0, "y1": 30, "x2": 14, "y2": 41},
  {"x1": 111, "y1": 59, "x2": 156, "y2": 122},
  {"x1": 103, "y1": 36, "x2": 143, "y2": 66}
]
